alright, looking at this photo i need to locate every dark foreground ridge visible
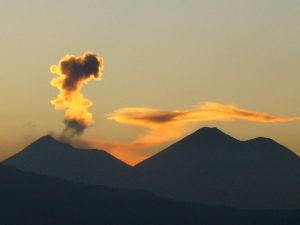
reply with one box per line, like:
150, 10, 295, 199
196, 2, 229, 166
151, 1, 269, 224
0, 164, 299, 225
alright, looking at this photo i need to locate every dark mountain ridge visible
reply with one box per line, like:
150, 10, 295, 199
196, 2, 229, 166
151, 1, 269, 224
129, 127, 300, 209
1, 163, 300, 225
3, 127, 300, 209
4, 135, 130, 187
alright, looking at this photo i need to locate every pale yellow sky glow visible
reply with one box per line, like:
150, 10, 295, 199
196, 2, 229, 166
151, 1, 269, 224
0, 0, 299, 163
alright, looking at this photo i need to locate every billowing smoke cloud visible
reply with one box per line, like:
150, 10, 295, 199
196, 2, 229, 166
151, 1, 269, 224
86, 102, 300, 165
50, 52, 104, 138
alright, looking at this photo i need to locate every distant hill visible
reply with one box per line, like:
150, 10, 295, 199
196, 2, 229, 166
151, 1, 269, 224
3, 135, 130, 187
1, 164, 299, 225
128, 127, 300, 209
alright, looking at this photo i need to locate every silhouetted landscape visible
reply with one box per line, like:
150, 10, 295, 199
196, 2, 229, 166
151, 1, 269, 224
2, 127, 300, 224
2, 1, 300, 224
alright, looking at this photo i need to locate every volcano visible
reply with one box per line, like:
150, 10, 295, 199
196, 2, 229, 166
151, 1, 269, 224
128, 127, 300, 209
4, 135, 130, 187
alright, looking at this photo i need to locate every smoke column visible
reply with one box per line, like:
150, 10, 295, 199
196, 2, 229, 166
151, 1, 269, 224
50, 52, 104, 138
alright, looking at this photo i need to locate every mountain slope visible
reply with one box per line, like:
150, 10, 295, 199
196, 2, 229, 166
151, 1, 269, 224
3, 135, 130, 187
1, 164, 300, 225
128, 127, 300, 209
4, 128, 300, 209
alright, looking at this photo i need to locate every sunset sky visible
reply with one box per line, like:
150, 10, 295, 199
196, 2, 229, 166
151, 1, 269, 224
0, 0, 299, 165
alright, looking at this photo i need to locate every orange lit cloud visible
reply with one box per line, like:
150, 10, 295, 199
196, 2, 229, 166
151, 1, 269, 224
87, 102, 300, 165
50, 52, 104, 137
108, 102, 299, 126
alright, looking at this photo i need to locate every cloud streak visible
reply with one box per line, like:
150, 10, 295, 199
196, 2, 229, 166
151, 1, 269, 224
108, 102, 299, 127
86, 102, 300, 165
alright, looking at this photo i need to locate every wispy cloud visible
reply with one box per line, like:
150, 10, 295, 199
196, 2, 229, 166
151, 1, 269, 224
86, 102, 300, 165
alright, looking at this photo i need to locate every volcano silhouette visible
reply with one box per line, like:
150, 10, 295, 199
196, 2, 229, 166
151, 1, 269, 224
4, 127, 300, 209
4, 135, 130, 187
129, 127, 300, 209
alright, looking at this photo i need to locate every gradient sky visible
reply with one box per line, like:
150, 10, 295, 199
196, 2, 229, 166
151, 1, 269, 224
0, 0, 299, 164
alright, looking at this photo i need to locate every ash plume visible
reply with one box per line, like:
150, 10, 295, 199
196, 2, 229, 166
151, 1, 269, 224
50, 52, 104, 138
